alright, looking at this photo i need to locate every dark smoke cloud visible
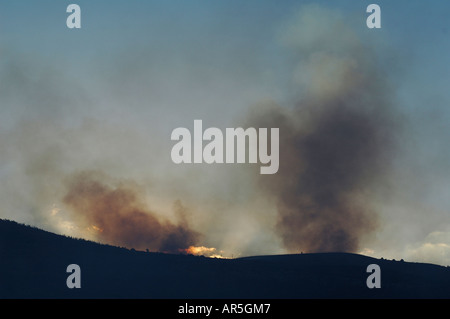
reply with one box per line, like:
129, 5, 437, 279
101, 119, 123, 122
250, 5, 399, 253
63, 171, 200, 252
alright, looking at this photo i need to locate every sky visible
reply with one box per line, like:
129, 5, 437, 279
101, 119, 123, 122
0, 1, 449, 265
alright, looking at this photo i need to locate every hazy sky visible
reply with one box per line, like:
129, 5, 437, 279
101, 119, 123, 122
0, 1, 449, 265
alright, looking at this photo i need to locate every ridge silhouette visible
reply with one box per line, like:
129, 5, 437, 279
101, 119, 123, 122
1, 219, 450, 299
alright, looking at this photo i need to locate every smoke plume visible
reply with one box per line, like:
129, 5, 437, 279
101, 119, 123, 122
2, 2, 428, 260
63, 171, 200, 252
250, 5, 398, 253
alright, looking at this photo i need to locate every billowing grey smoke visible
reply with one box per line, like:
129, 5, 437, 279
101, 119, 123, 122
0, 3, 409, 258
251, 5, 399, 253
63, 170, 201, 253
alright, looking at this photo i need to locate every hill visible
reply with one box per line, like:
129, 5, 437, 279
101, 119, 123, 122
1, 219, 450, 299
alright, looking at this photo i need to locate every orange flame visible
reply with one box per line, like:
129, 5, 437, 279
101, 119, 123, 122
88, 225, 103, 233
182, 246, 229, 258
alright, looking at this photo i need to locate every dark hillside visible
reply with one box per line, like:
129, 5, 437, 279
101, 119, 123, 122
1, 219, 450, 299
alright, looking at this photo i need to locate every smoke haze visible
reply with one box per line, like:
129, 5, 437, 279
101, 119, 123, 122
63, 171, 200, 252
1, 2, 449, 264
249, 5, 398, 253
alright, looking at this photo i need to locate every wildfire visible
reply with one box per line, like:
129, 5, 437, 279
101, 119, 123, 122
185, 246, 216, 255
182, 246, 230, 259
88, 225, 103, 233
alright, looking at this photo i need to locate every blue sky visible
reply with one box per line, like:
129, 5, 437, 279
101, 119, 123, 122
3, 1, 448, 72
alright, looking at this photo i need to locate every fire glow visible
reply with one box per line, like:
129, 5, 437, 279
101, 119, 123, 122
182, 246, 230, 259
